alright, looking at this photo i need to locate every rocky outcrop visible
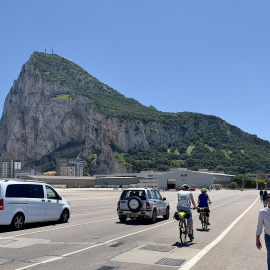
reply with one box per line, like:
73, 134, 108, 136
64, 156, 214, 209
0, 53, 245, 174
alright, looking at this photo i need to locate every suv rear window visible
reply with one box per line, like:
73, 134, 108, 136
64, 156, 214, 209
121, 190, 146, 200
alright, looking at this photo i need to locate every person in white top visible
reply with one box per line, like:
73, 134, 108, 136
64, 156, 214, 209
256, 194, 270, 270
177, 184, 197, 240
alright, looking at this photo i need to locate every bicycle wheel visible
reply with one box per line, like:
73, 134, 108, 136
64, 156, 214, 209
179, 219, 187, 245
200, 213, 204, 230
203, 215, 208, 230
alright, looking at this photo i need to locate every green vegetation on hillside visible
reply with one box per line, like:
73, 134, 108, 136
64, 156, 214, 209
28, 52, 270, 175
29, 52, 169, 123
112, 139, 270, 175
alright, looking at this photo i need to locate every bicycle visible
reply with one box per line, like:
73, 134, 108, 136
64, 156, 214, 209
174, 210, 193, 245
198, 207, 207, 230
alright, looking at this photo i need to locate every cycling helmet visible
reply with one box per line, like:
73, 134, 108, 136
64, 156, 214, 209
201, 188, 207, 193
182, 184, 190, 190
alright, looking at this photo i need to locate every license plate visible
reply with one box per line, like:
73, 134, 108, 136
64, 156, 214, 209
130, 213, 138, 218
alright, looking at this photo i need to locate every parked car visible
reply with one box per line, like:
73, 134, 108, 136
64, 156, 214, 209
117, 188, 170, 223
0, 179, 70, 229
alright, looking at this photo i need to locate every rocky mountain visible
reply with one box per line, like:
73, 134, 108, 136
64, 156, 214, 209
1, 52, 270, 175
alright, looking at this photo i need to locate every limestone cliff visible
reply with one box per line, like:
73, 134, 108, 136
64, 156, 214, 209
1, 52, 269, 175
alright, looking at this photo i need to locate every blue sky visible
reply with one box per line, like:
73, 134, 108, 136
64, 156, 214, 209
1, 1, 270, 141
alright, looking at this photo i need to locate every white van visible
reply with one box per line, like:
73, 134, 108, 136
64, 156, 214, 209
0, 179, 70, 229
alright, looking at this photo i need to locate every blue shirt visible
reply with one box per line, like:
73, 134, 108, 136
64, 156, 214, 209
198, 193, 209, 207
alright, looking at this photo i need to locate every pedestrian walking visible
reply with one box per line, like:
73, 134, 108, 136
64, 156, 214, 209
256, 195, 270, 269
262, 191, 268, 207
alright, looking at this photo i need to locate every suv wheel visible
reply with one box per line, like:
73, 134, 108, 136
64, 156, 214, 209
150, 209, 157, 224
128, 196, 143, 212
163, 207, 170, 220
119, 216, 127, 223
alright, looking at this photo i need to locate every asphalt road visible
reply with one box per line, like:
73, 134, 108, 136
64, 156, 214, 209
0, 189, 266, 270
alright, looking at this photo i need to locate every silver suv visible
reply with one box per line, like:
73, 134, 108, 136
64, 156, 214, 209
117, 188, 170, 223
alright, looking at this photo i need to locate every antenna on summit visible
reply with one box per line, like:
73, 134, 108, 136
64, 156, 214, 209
45, 49, 47, 53
52, 49, 54, 54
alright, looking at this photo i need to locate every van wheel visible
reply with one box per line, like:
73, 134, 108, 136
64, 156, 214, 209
59, 209, 69, 223
11, 213, 24, 230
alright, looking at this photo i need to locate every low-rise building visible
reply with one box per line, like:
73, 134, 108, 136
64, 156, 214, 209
157, 168, 234, 189
15, 169, 41, 179
94, 168, 234, 189
23, 175, 95, 188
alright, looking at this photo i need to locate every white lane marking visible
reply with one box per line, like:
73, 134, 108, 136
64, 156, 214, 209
178, 196, 259, 270
0, 218, 117, 239
207, 193, 251, 210
2, 192, 247, 240
14, 220, 172, 270
13, 193, 255, 269
8, 194, 242, 239
232, 203, 248, 204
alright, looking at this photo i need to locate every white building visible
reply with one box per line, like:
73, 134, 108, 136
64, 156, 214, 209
94, 169, 233, 189
60, 159, 84, 177
157, 168, 234, 189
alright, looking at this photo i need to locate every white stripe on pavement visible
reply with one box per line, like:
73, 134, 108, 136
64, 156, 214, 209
13, 192, 257, 270
179, 196, 259, 270
14, 220, 172, 270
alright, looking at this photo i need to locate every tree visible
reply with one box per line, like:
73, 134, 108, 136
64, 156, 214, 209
258, 172, 269, 181
228, 182, 238, 189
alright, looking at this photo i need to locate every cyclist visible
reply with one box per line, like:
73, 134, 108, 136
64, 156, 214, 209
177, 184, 197, 240
197, 188, 212, 225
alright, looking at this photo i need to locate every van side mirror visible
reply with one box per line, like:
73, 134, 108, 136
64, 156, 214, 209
163, 197, 166, 201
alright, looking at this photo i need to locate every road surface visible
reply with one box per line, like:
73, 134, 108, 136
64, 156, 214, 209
0, 189, 266, 270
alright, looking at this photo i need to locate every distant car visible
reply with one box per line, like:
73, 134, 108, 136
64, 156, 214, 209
117, 188, 170, 223
190, 185, 196, 191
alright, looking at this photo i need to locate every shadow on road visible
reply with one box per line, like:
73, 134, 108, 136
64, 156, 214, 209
172, 241, 196, 248
116, 217, 165, 226
0, 221, 63, 233
196, 228, 211, 232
